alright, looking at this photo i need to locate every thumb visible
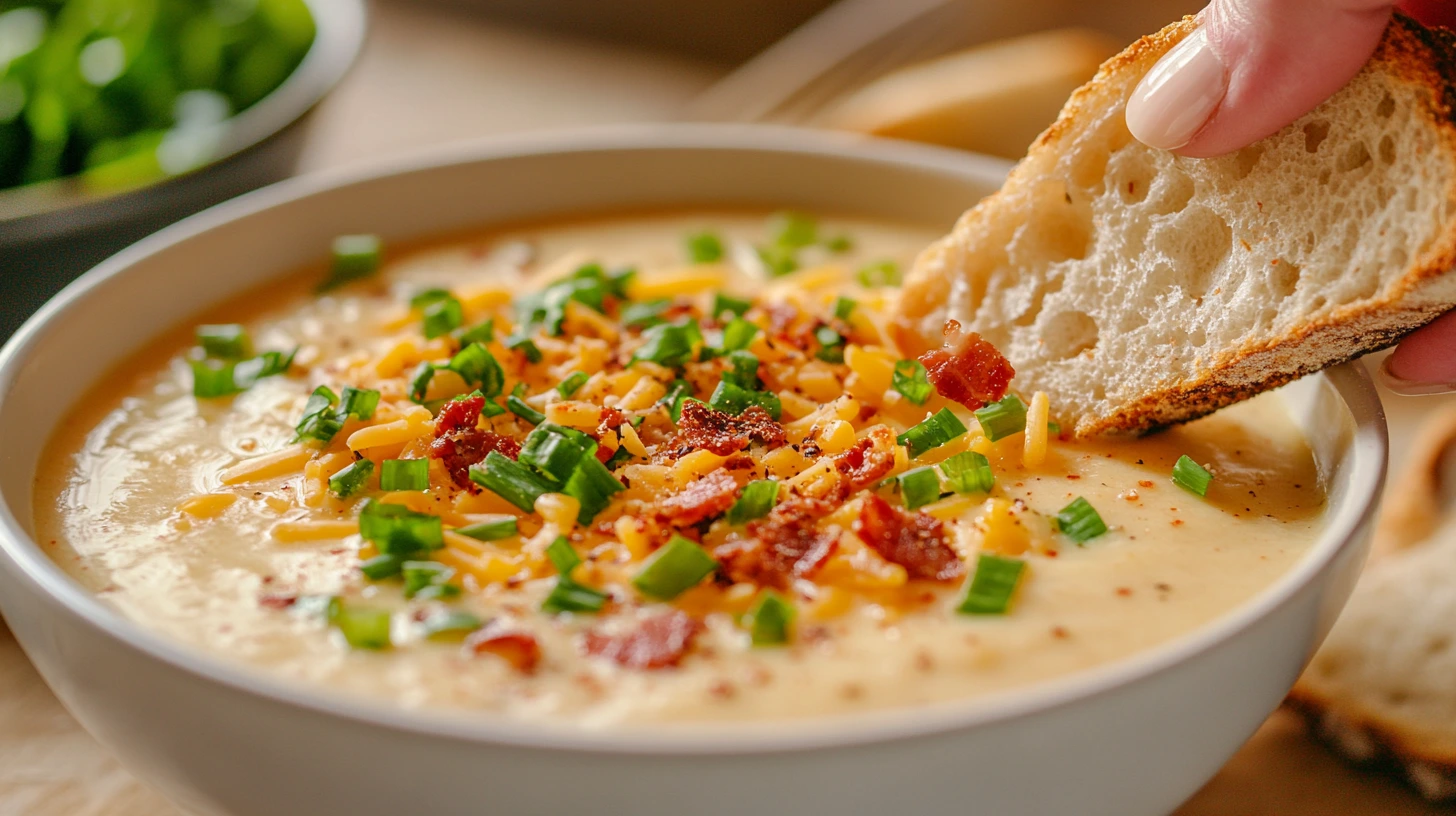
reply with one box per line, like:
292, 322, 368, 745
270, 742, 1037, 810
1126, 0, 1395, 158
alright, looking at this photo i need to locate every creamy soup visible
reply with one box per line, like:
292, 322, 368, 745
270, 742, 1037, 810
34, 212, 1326, 726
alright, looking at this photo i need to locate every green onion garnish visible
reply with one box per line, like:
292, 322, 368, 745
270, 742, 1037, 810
557, 371, 589, 399
326, 597, 392, 649
956, 554, 1026, 615
421, 296, 464, 339
814, 325, 845, 363
686, 231, 724, 264
329, 459, 374, 498
892, 359, 931, 405
720, 318, 760, 352
469, 451, 550, 513
320, 234, 382, 292
660, 379, 693, 423
409, 361, 437, 403
506, 395, 545, 425
421, 610, 483, 640
542, 536, 608, 613
448, 343, 505, 397
1047, 421, 1062, 436
898, 466, 942, 510
722, 350, 760, 390
562, 455, 625, 524
632, 534, 718, 600
512, 382, 528, 399
896, 408, 968, 458
196, 324, 251, 359
402, 560, 460, 600
294, 385, 343, 445
974, 395, 1027, 442
712, 292, 753, 319
359, 553, 404, 580
747, 590, 795, 646
621, 299, 670, 329
631, 321, 698, 369
380, 459, 430, 492
409, 288, 452, 309
770, 211, 817, 249
454, 319, 495, 346
455, 518, 518, 541
503, 333, 543, 363
518, 424, 598, 486
758, 245, 798, 277
825, 234, 853, 253
832, 297, 857, 321
233, 349, 296, 389
708, 380, 782, 421
1057, 497, 1108, 544
190, 360, 240, 398
339, 387, 380, 421
856, 260, 901, 288
1172, 455, 1213, 497
358, 499, 444, 555
940, 451, 994, 494
546, 536, 581, 576
726, 479, 779, 525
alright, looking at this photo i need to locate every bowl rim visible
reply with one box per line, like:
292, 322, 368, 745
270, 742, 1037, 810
0, 0, 368, 225
0, 124, 1389, 755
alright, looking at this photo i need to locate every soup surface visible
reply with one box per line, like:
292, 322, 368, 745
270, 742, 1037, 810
34, 212, 1327, 726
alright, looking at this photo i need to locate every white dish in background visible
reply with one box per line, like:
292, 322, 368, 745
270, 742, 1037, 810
0, 126, 1385, 816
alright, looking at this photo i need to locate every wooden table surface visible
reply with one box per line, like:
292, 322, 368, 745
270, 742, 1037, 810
1, 2, 1451, 813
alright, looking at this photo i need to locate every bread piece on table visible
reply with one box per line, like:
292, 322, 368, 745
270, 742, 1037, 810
816, 29, 1120, 160
1289, 406, 1456, 801
894, 14, 1456, 436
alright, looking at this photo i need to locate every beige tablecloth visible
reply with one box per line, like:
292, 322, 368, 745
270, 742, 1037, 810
2, 2, 1451, 812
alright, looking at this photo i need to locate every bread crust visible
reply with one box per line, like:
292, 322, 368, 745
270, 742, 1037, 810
896, 13, 1456, 437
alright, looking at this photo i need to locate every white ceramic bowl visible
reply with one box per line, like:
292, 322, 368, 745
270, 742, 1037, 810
0, 126, 1386, 816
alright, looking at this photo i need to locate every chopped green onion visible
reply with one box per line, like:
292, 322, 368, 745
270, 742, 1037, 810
546, 536, 581, 576
727, 479, 779, 525
453, 319, 495, 345
974, 395, 1028, 442
339, 387, 380, 421
402, 560, 459, 600
408, 361, 437, 403
746, 590, 795, 646
896, 408, 968, 458
898, 466, 943, 510
686, 231, 724, 263
814, 325, 845, 363
631, 321, 697, 369
320, 234, 382, 291
770, 211, 817, 249
469, 451, 550, 513
940, 451, 994, 494
720, 318, 760, 352
956, 554, 1026, 615
1057, 497, 1108, 544
480, 398, 507, 417
856, 260, 901, 288
660, 379, 694, 423
409, 288, 453, 309
832, 297, 857, 321
621, 299, 670, 329
421, 296, 464, 339
358, 499, 444, 555
557, 371, 590, 398
562, 455, 626, 524
708, 380, 782, 421
327, 597, 391, 650
1048, 421, 1063, 436
190, 360, 239, 398
380, 459, 430, 492
519, 424, 598, 486
503, 333, 543, 363
757, 245, 798, 277
455, 518, 518, 541
631, 535, 718, 600
1172, 455, 1213, 497
605, 446, 634, 470
825, 234, 853, 253
232, 349, 296, 390
542, 580, 610, 614
196, 324, 251, 359
722, 350, 760, 389
191, 348, 296, 398
512, 382, 528, 399
421, 610, 483, 640
329, 459, 374, 498
712, 292, 753, 319
892, 360, 932, 405
507, 395, 545, 425
448, 343, 505, 397
359, 553, 405, 580
294, 385, 343, 444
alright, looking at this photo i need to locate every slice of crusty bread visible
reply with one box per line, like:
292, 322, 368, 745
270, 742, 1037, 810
1289, 406, 1456, 801
894, 14, 1456, 436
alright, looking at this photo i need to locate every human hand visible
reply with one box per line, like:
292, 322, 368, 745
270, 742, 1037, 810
1124, 0, 1456, 395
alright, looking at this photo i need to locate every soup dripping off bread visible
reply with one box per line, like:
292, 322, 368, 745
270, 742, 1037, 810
895, 14, 1456, 436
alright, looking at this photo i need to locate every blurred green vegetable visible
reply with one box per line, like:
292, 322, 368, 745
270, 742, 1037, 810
0, 0, 315, 192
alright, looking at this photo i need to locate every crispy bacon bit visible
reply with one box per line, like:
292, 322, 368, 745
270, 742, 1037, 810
435, 395, 485, 438
833, 427, 897, 493
597, 406, 627, 437
853, 494, 964, 582
658, 471, 739, 527
466, 623, 542, 674
917, 323, 1015, 411
582, 611, 703, 670
664, 401, 786, 459
258, 593, 297, 610
429, 430, 521, 490
721, 497, 838, 588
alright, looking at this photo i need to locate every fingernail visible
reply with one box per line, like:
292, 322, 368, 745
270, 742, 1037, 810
1125, 27, 1227, 150
1379, 355, 1456, 396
